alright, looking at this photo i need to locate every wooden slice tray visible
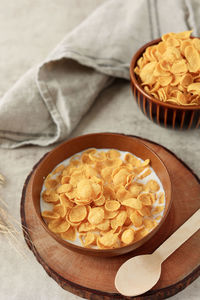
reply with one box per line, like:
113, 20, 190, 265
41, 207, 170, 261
20, 136, 200, 300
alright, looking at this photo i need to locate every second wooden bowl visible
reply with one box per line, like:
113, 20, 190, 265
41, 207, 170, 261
31, 133, 172, 257
130, 38, 200, 130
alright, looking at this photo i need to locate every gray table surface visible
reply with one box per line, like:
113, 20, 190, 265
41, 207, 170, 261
0, 1, 199, 299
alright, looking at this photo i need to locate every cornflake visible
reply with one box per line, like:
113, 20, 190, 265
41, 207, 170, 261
134, 30, 200, 106
41, 149, 165, 249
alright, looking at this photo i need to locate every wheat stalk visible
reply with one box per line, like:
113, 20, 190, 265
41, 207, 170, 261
0, 173, 33, 258
0, 173, 6, 185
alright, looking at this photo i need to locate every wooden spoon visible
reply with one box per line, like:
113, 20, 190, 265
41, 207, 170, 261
115, 209, 200, 297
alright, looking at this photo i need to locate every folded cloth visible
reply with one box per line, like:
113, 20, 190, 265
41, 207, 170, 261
0, 0, 198, 148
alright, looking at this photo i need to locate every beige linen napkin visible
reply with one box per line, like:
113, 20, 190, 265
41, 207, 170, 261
0, 0, 198, 148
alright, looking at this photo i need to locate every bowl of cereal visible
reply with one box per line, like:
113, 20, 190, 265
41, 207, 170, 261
31, 133, 172, 256
130, 31, 200, 129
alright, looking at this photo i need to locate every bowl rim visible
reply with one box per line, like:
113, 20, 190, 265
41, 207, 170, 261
31, 132, 172, 256
130, 37, 200, 111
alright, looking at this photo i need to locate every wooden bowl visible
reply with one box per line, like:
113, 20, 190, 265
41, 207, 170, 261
31, 133, 172, 257
130, 38, 200, 129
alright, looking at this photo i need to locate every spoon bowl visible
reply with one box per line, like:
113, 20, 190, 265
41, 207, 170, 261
115, 254, 162, 296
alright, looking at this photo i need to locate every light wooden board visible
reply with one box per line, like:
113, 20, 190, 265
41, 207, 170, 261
20, 137, 200, 300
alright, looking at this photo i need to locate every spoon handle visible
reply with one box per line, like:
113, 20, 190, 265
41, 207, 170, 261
154, 209, 200, 262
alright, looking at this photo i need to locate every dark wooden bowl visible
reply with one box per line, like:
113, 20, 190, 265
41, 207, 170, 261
130, 38, 200, 129
31, 133, 172, 257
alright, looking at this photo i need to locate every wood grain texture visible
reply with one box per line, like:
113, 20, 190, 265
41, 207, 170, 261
20, 137, 200, 300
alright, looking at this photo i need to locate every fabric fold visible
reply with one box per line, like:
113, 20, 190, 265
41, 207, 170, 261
0, 0, 197, 148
